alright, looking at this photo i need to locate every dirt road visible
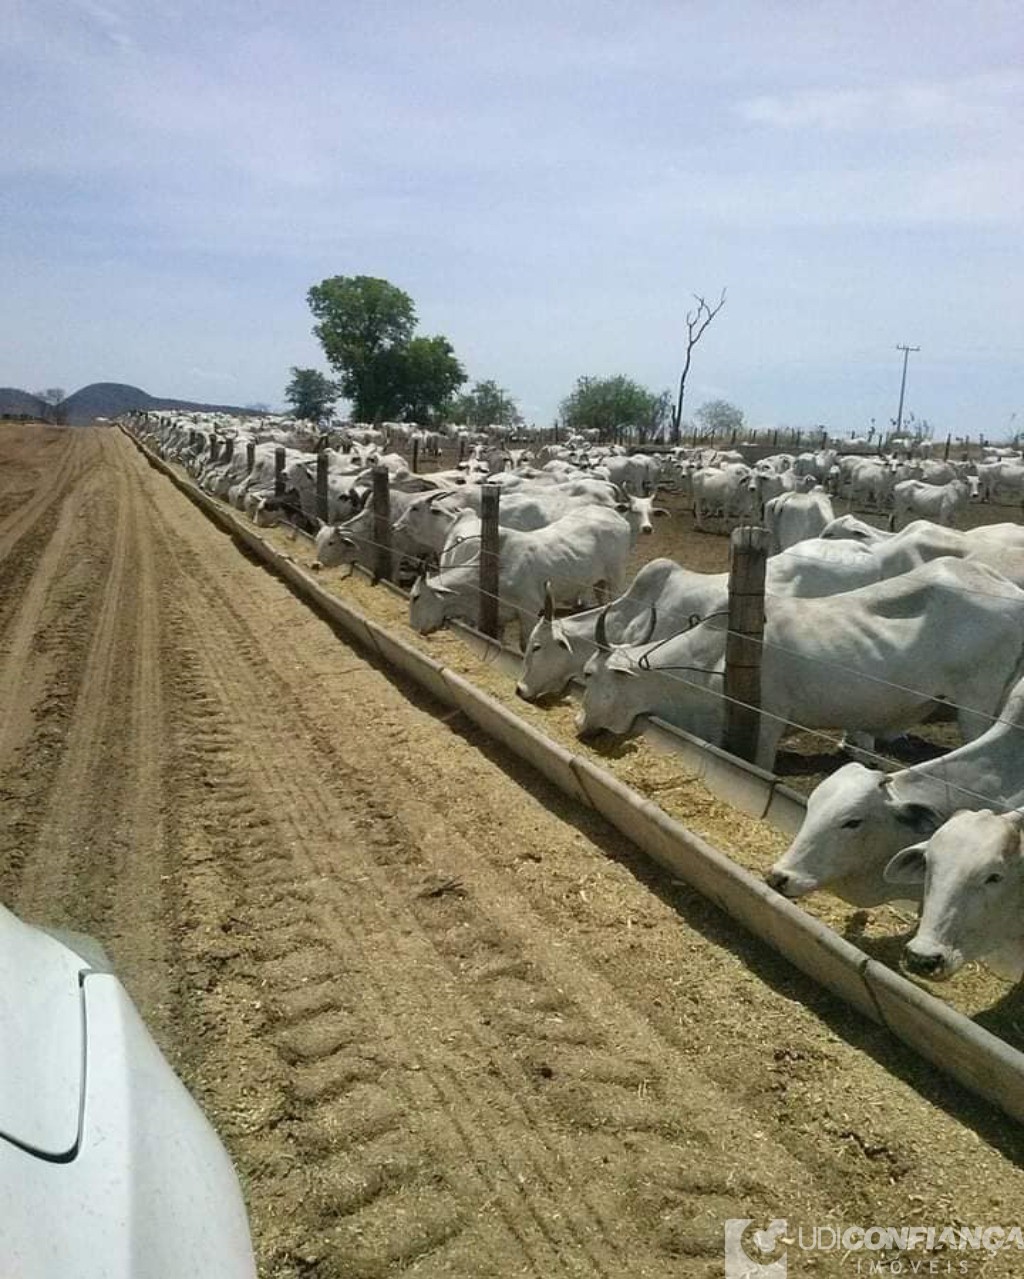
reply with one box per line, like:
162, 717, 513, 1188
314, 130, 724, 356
3, 423, 1024, 1278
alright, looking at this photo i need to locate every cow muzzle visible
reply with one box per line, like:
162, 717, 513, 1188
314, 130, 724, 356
764, 868, 815, 898
902, 946, 952, 980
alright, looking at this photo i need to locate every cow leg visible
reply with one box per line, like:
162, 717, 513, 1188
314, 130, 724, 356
754, 717, 786, 772
840, 730, 878, 762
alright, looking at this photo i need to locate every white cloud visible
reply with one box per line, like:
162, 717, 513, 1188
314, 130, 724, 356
738, 71, 1024, 132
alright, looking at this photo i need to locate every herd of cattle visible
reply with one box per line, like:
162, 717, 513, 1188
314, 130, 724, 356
133, 411, 1024, 993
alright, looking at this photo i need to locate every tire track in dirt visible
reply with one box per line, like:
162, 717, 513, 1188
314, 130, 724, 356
0, 488, 87, 774
0, 439, 117, 904
88, 459, 184, 1045
159, 537, 620, 1277
15, 433, 137, 924
0, 428, 83, 566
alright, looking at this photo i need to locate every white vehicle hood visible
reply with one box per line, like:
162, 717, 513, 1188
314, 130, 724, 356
0, 905, 84, 1157
0, 904, 255, 1277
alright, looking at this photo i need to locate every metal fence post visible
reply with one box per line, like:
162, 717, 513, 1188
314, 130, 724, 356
372, 466, 392, 583
479, 484, 501, 638
723, 525, 770, 764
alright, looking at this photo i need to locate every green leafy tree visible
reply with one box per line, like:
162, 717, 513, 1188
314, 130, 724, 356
307, 274, 464, 422
389, 336, 466, 424
450, 379, 521, 427
559, 375, 669, 441
308, 276, 416, 419
694, 398, 744, 438
284, 368, 339, 423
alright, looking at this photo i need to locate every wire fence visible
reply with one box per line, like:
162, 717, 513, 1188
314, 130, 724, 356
134, 418, 1024, 816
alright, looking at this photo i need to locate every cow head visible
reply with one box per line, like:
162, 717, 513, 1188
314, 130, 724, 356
766, 763, 944, 906
885, 809, 1024, 980
409, 573, 457, 634
314, 524, 358, 568
516, 587, 578, 702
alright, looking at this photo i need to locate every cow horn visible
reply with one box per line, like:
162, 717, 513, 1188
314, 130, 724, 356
640, 606, 658, 644
595, 606, 610, 651
543, 582, 554, 621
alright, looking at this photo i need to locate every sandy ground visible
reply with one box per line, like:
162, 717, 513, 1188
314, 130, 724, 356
4, 422, 1024, 1278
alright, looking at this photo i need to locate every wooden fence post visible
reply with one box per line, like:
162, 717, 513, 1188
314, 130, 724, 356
316, 449, 329, 524
246, 440, 256, 472
412, 437, 419, 473
274, 446, 286, 497
723, 525, 770, 764
944, 433, 952, 462
479, 484, 501, 638
223, 436, 234, 463
458, 436, 466, 463
209, 435, 220, 462
372, 466, 392, 583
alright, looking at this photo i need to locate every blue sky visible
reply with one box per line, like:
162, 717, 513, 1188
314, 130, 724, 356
4, 1, 1023, 433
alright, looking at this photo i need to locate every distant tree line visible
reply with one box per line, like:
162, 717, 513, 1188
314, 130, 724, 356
289, 273, 739, 439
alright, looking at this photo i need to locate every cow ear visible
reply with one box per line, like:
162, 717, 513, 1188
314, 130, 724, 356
884, 843, 928, 885
888, 800, 943, 835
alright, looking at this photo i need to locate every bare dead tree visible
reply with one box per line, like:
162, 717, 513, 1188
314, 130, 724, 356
671, 288, 727, 444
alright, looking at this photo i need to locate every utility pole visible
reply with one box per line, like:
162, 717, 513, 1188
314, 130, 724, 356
894, 344, 920, 436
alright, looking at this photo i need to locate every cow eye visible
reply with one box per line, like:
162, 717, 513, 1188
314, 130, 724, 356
531, 644, 542, 652
985, 872, 1004, 885
841, 818, 863, 830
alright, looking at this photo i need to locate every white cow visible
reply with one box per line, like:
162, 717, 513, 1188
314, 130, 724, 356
313, 489, 426, 573
409, 507, 633, 647
576, 558, 1024, 771
979, 461, 1024, 504
764, 489, 836, 552
765, 674, 1024, 906
844, 458, 893, 508
890, 479, 969, 530
883, 809, 1024, 981
691, 466, 753, 530
514, 558, 727, 703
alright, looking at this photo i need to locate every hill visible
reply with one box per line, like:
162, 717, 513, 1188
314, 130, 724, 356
59, 382, 258, 425
0, 388, 50, 419
0, 382, 260, 425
